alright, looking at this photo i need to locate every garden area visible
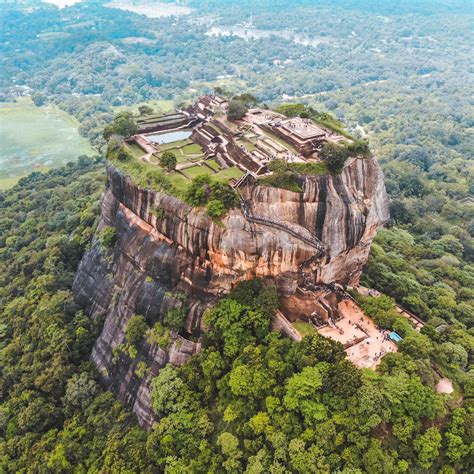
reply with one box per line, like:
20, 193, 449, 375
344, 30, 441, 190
108, 134, 244, 205
156, 139, 205, 164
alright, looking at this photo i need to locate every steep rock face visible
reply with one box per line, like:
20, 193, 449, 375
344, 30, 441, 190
73, 156, 388, 427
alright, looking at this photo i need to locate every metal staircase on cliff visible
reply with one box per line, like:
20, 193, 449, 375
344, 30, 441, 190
238, 192, 325, 254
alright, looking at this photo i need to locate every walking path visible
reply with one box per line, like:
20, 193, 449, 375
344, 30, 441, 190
238, 192, 325, 252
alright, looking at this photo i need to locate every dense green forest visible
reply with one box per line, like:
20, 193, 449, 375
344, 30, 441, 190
0, 0, 473, 471
0, 161, 472, 471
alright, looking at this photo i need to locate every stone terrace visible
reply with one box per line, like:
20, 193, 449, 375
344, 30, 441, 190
128, 95, 350, 190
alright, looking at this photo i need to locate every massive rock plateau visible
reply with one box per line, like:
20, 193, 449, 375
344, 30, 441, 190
73, 156, 389, 427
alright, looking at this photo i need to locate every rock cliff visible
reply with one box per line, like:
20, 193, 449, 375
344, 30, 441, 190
73, 155, 389, 427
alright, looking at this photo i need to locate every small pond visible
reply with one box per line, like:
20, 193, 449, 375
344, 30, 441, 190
148, 130, 192, 144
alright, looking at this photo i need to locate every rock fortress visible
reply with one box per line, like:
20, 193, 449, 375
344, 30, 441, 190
73, 95, 402, 427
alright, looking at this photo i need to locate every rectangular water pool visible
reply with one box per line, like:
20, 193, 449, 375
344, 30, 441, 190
147, 130, 192, 144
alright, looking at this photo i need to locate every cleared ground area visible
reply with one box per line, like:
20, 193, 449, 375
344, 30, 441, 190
320, 300, 398, 369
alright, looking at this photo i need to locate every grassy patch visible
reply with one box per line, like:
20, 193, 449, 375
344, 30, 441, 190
293, 321, 317, 337
112, 99, 176, 115
167, 172, 191, 193
182, 143, 203, 155
0, 98, 94, 186
183, 165, 214, 179
314, 117, 354, 140
159, 139, 192, 151
259, 172, 303, 192
124, 142, 145, 159
0, 176, 23, 190
205, 159, 221, 172
237, 139, 256, 152
108, 146, 177, 195
289, 161, 330, 176
215, 167, 245, 180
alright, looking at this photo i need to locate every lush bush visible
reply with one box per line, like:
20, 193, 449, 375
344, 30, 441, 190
163, 305, 188, 333
206, 199, 226, 218
107, 144, 176, 195
259, 170, 303, 192
184, 175, 239, 212
268, 158, 329, 177
0, 162, 147, 472
276, 103, 309, 117
144, 279, 467, 471
138, 105, 154, 115
159, 151, 177, 171
125, 315, 148, 346
227, 100, 248, 120
319, 142, 350, 173
232, 93, 258, 107
101, 226, 117, 248
103, 112, 138, 140
261, 159, 331, 190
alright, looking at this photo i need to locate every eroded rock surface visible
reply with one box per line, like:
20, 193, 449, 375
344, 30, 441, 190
73, 156, 388, 427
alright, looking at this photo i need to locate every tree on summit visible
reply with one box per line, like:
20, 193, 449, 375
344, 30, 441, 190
159, 151, 177, 171
319, 142, 349, 174
138, 105, 154, 115
227, 100, 248, 121
103, 112, 138, 140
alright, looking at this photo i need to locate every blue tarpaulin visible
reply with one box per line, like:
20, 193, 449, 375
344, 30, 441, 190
389, 331, 403, 343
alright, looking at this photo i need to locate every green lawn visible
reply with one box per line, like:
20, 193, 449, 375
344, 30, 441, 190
167, 172, 190, 193
159, 139, 192, 151
158, 141, 204, 163
237, 139, 257, 152
183, 165, 214, 179
182, 143, 203, 155
205, 159, 221, 172
214, 167, 245, 180
124, 143, 145, 159
0, 97, 95, 189
292, 321, 317, 338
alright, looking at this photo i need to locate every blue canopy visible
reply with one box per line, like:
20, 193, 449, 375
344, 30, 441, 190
389, 331, 403, 343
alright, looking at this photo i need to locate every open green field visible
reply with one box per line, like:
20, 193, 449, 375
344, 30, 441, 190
167, 172, 190, 193
158, 141, 204, 164
214, 167, 245, 180
0, 98, 95, 189
183, 165, 214, 179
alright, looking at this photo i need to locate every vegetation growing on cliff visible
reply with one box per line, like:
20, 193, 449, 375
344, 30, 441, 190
183, 175, 240, 217
106, 142, 176, 195
0, 164, 472, 471
144, 280, 472, 472
1, 1, 473, 471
